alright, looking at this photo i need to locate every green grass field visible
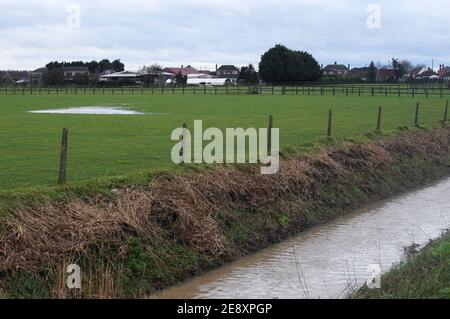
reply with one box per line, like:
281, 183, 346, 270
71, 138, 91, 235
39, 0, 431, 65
0, 92, 448, 190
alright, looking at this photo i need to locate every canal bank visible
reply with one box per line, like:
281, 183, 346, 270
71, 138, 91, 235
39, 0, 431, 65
354, 230, 450, 299
1, 127, 450, 298
153, 179, 450, 299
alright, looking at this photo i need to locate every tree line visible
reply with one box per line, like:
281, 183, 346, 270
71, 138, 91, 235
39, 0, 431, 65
46, 59, 125, 73
41, 59, 125, 86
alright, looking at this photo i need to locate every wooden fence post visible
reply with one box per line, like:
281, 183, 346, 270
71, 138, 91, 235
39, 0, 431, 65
268, 115, 273, 155
415, 102, 420, 127
58, 128, 69, 185
180, 123, 187, 164
444, 99, 448, 123
327, 110, 333, 138
376, 106, 382, 132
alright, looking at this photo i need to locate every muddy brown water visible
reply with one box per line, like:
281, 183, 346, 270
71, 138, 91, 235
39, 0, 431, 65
152, 178, 450, 299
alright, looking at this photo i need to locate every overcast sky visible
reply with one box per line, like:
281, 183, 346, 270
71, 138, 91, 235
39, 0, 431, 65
1, 0, 449, 71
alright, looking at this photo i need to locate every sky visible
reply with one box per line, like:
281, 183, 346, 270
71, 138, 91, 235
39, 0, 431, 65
1, 0, 449, 71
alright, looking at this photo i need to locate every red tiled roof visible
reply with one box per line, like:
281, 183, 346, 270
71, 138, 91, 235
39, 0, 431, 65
163, 66, 198, 76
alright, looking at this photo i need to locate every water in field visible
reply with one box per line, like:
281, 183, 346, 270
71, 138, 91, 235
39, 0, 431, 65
30, 106, 146, 115
153, 178, 450, 299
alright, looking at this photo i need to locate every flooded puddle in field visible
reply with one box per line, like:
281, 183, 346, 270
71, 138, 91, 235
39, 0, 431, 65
30, 106, 146, 115
153, 178, 450, 299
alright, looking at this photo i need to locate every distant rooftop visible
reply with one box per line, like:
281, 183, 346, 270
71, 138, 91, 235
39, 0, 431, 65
163, 65, 198, 76
323, 63, 348, 71
217, 65, 239, 71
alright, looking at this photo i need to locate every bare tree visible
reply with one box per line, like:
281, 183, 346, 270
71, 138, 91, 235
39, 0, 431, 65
399, 60, 414, 73
140, 64, 163, 86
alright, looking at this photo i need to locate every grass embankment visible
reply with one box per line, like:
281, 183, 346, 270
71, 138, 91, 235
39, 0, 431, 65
1, 93, 448, 190
355, 231, 450, 299
1, 127, 450, 298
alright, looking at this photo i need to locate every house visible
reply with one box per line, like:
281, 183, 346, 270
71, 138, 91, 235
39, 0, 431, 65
62, 66, 89, 81
322, 62, 349, 77
442, 72, 450, 82
415, 69, 438, 80
377, 68, 397, 82
438, 65, 450, 78
30, 67, 47, 84
347, 67, 370, 81
216, 65, 240, 78
163, 65, 199, 76
405, 66, 427, 80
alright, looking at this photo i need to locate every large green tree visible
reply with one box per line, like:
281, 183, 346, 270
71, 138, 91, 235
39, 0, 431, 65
258, 44, 321, 83
111, 59, 125, 72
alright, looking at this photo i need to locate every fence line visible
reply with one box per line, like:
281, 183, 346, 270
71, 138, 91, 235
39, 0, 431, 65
1, 85, 450, 98
1, 100, 448, 187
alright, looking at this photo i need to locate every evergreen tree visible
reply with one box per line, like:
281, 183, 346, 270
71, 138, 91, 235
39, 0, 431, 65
368, 61, 377, 83
259, 44, 321, 83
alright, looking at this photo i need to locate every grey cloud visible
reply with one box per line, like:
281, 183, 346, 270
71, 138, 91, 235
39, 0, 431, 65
0, 0, 449, 70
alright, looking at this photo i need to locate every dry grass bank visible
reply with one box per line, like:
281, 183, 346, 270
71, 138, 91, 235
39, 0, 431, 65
1, 127, 450, 298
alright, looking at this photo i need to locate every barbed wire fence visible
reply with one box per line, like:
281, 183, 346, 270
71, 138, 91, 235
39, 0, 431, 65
1, 99, 448, 189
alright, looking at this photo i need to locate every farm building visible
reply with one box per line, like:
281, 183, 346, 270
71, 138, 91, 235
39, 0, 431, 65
186, 77, 233, 86
98, 70, 143, 85
29, 67, 47, 84
62, 66, 89, 81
